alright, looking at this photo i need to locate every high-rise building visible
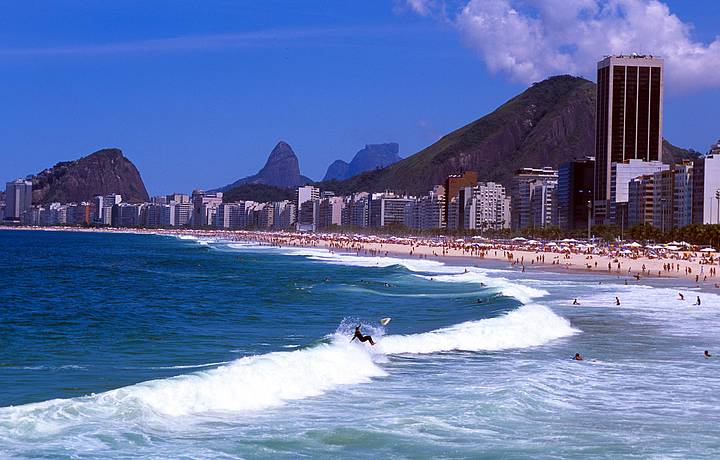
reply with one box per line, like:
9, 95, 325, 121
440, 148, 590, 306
452, 183, 511, 231
216, 202, 246, 229
595, 55, 664, 224
369, 193, 414, 228
512, 167, 558, 230
98, 194, 122, 225
405, 186, 446, 231
628, 175, 655, 227
191, 190, 223, 227
4, 179, 33, 221
557, 158, 595, 231
174, 202, 192, 227
673, 161, 694, 229
111, 203, 143, 227
651, 169, 674, 232
272, 201, 296, 229
444, 172, 477, 229
297, 199, 319, 232
296, 185, 320, 208
318, 197, 344, 229
342, 193, 370, 228
610, 159, 668, 226
144, 203, 175, 227
166, 193, 190, 204
692, 154, 720, 225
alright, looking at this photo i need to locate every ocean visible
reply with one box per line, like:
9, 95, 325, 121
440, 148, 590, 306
0, 229, 719, 458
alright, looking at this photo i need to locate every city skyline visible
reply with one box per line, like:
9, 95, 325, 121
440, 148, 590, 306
2, 1, 720, 195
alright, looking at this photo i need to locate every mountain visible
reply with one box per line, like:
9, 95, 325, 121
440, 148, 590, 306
321, 75, 697, 196
217, 141, 311, 191
30, 148, 149, 204
323, 160, 351, 182
323, 143, 402, 181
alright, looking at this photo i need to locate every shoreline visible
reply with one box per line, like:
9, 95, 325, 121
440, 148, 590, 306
5, 225, 720, 293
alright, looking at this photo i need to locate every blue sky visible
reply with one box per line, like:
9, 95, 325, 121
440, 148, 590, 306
1, 0, 719, 195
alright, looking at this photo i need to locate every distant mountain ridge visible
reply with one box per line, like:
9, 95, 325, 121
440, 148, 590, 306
30, 148, 149, 204
320, 75, 697, 195
216, 141, 311, 191
323, 143, 402, 181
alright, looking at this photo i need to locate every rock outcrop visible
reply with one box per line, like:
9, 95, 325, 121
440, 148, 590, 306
323, 143, 402, 181
217, 141, 310, 191
30, 148, 149, 204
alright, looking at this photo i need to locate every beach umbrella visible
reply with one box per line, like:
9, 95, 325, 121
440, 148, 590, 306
512, 237, 527, 241
627, 242, 642, 248
701, 247, 717, 252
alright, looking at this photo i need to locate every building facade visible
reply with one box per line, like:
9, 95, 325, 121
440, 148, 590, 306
692, 154, 720, 225
609, 159, 668, 226
444, 172, 477, 229
595, 55, 664, 224
557, 158, 595, 231
368, 193, 413, 228
512, 167, 558, 230
4, 179, 33, 221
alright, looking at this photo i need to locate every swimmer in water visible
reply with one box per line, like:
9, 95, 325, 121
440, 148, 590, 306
615, 297, 621, 306
572, 298, 580, 305
350, 325, 375, 346
705, 350, 712, 358
696, 296, 702, 306
678, 293, 685, 300
573, 353, 584, 361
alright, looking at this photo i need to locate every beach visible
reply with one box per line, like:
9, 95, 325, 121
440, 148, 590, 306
4, 225, 718, 288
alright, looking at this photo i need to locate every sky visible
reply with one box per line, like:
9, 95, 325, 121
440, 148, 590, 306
1, 0, 719, 196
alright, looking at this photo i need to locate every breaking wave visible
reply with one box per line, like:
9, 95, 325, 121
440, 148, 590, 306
0, 304, 576, 442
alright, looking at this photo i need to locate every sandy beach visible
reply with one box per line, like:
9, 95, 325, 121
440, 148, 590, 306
5, 225, 720, 289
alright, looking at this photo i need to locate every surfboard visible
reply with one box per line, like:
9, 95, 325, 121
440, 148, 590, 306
379, 317, 392, 326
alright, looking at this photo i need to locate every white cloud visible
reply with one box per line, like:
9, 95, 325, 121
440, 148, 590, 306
406, 0, 436, 16
408, 0, 720, 91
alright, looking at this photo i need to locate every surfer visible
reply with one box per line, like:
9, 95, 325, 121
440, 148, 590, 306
350, 325, 375, 346
572, 298, 580, 305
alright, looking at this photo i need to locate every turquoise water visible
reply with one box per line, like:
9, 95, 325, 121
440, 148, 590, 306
1, 230, 719, 458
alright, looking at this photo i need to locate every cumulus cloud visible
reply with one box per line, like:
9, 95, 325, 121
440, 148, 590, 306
405, 0, 438, 16
408, 0, 720, 91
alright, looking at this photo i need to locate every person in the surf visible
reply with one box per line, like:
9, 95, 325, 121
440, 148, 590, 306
350, 325, 375, 345
704, 350, 712, 358
573, 353, 584, 361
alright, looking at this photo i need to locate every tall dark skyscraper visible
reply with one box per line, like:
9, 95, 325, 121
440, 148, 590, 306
558, 157, 595, 231
594, 55, 664, 224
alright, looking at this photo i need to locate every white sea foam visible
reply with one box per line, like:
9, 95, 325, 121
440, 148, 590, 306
416, 270, 547, 304
235, 245, 545, 302
0, 304, 575, 438
377, 304, 577, 354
